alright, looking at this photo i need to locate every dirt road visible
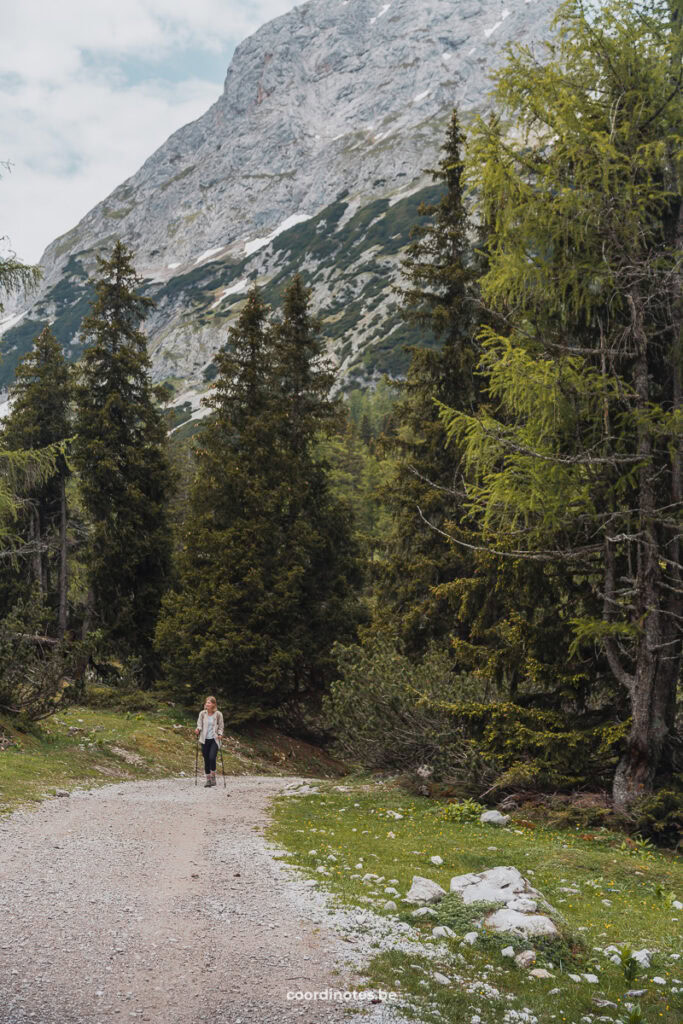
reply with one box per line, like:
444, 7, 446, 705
0, 776, 389, 1024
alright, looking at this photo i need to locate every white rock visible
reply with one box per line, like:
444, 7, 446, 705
384, 886, 399, 895
508, 897, 538, 913
632, 949, 653, 967
652, 976, 666, 985
361, 873, 379, 883
327, 854, 337, 862
355, 862, 363, 869
433, 925, 456, 939
450, 866, 539, 905
514, 951, 536, 969
411, 907, 437, 918
308, 849, 317, 855
430, 855, 444, 866
610, 954, 621, 965
463, 931, 478, 945
529, 969, 553, 979
672, 900, 682, 910
502, 946, 515, 958
568, 974, 582, 982
385, 810, 403, 819
486, 908, 559, 939
582, 974, 599, 984
433, 972, 451, 985
404, 875, 447, 905
383, 900, 398, 911
480, 810, 510, 826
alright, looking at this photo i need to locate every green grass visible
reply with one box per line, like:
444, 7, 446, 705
0, 700, 344, 816
268, 782, 683, 1024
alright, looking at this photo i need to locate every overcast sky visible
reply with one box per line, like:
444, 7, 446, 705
0, 0, 301, 264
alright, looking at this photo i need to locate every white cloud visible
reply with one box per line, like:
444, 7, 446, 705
0, 1, 300, 263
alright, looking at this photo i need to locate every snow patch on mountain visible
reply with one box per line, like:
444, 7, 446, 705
243, 214, 312, 257
211, 278, 249, 309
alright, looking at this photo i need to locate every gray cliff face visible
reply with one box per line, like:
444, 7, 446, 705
2, 0, 560, 406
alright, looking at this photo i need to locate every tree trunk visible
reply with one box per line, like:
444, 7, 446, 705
30, 508, 43, 597
82, 586, 95, 642
611, 295, 681, 810
612, 651, 676, 811
58, 474, 68, 638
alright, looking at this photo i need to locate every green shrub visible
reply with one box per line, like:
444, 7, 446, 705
325, 636, 629, 798
630, 785, 683, 849
0, 598, 85, 721
435, 798, 485, 824
83, 684, 159, 712
435, 893, 504, 935
324, 635, 498, 786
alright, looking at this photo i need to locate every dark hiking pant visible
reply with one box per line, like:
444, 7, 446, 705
202, 739, 218, 774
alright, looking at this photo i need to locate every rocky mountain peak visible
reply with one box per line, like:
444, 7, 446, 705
2, 0, 560, 409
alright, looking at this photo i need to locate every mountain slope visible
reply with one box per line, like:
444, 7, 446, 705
1, 0, 560, 408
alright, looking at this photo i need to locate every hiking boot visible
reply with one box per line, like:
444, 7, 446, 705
204, 777, 212, 788
210, 774, 217, 787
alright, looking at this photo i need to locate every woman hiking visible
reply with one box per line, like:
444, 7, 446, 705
195, 696, 224, 788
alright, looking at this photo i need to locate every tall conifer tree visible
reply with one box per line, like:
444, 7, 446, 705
74, 242, 172, 674
375, 111, 480, 655
157, 282, 360, 716
440, 0, 682, 807
1, 328, 71, 632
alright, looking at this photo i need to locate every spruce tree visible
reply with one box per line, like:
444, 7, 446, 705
157, 282, 361, 716
0, 328, 71, 632
440, 0, 682, 807
74, 241, 172, 675
0, 190, 60, 566
271, 276, 362, 695
375, 110, 480, 655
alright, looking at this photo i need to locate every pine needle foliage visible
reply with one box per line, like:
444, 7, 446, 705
157, 281, 361, 718
439, 0, 682, 808
376, 111, 482, 655
74, 241, 172, 676
0, 328, 72, 628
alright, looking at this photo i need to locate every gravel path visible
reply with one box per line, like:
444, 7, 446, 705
0, 776, 408, 1024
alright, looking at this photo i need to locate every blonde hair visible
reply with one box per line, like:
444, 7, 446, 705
204, 695, 218, 709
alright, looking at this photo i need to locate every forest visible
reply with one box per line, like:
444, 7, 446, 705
0, 0, 680, 845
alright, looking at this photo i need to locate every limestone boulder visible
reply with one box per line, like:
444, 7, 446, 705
404, 876, 447, 905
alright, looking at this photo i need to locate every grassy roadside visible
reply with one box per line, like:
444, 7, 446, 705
0, 702, 343, 816
268, 781, 683, 1024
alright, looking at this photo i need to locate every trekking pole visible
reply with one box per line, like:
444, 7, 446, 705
194, 739, 199, 786
219, 743, 226, 789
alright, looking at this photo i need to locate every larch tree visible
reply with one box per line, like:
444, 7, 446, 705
74, 241, 172, 676
439, 0, 682, 808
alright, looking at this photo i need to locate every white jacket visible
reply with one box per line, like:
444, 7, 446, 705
196, 708, 224, 747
